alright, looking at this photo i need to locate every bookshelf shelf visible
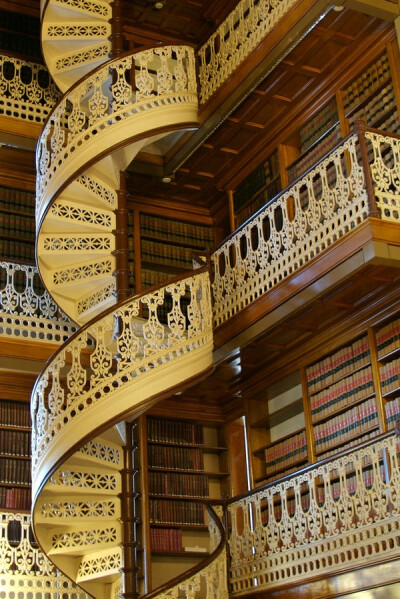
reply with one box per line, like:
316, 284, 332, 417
287, 120, 340, 173
148, 467, 229, 478
253, 425, 306, 456
251, 398, 303, 430
141, 233, 210, 251
345, 76, 392, 118
150, 522, 208, 530
377, 346, 400, 364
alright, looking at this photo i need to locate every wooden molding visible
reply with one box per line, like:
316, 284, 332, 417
0, 369, 37, 401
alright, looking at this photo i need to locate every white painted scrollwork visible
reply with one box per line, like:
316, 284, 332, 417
0, 55, 60, 124
227, 433, 400, 595
0, 261, 77, 343
366, 130, 400, 222
0, 511, 89, 598
198, 0, 297, 104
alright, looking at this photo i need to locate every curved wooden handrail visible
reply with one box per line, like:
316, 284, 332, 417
142, 503, 226, 599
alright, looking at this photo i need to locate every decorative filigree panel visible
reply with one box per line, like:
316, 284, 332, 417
77, 281, 116, 316
50, 0, 111, 18
0, 261, 77, 343
36, 45, 197, 224
366, 130, 400, 222
52, 258, 113, 285
55, 44, 110, 72
211, 133, 369, 327
227, 433, 400, 595
49, 201, 114, 228
48, 469, 119, 492
78, 439, 122, 466
43, 234, 112, 252
77, 173, 117, 208
31, 270, 213, 490
52, 526, 118, 550
0, 511, 89, 598
40, 499, 117, 519
46, 24, 109, 38
77, 548, 121, 580
198, 0, 297, 104
0, 55, 60, 124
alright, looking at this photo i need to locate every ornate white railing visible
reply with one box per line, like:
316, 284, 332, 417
211, 128, 399, 328
366, 129, 400, 222
0, 55, 60, 124
36, 45, 197, 226
198, 0, 298, 104
0, 511, 89, 598
0, 261, 77, 343
31, 268, 213, 497
227, 432, 400, 595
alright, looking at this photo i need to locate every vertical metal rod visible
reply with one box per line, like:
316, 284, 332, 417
114, 171, 130, 302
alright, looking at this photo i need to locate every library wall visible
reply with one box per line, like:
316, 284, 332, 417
247, 298, 400, 489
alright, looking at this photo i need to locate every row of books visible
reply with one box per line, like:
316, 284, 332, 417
150, 527, 183, 552
0, 457, 31, 485
149, 471, 209, 498
348, 85, 396, 130
378, 109, 400, 139
385, 397, 400, 429
148, 418, 204, 445
288, 123, 341, 183
376, 316, 400, 359
0, 486, 31, 510
0, 213, 35, 241
140, 214, 214, 247
0, 429, 30, 457
343, 53, 391, 114
141, 239, 194, 269
314, 397, 378, 454
380, 357, 400, 396
0, 239, 35, 263
148, 445, 204, 471
233, 164, 267, 213
306, 335, 370, 394
0, 401, 30, 428
317, 430, 376, 462
300, 98, 339, 153
235, 176, 281, 227
141, 269, 171, 289
310, 365, 374, 422
0, 186, 35, 215
149, 498, 204, 525
264, 430, 307, 475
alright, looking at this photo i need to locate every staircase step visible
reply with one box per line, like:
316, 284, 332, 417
35, 494, 120, 525
45, 0, 112, 21
76, 280, 116, 323
48, 523, 121, 556
37, 233, 114, 263
70, 173, 118, 210
47, 463, 122, 495
42, 20, 111, 44
43, 197, 115, 232
76, 547, 122, 584
44, 256, 114, 297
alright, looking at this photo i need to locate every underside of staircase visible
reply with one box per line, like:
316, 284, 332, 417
31, 1, 214, 596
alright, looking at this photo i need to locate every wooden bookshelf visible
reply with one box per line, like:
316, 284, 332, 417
233, 150, 281, 228
375, 313, 400, 431
0, 399, 31, 511
127, 209, 215, 296
140, 414, 228, 590
0, 185, 36, 264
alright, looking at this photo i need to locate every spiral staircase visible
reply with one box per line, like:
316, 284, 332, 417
31, 1, 215, 597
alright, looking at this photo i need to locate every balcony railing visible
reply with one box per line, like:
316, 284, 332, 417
198, 0, 299, 104
211, 126, 400, 328
226, 432, 400, 595
0, 55, 61, 125
0, 260, 77, 343
0, 510, 89, 598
